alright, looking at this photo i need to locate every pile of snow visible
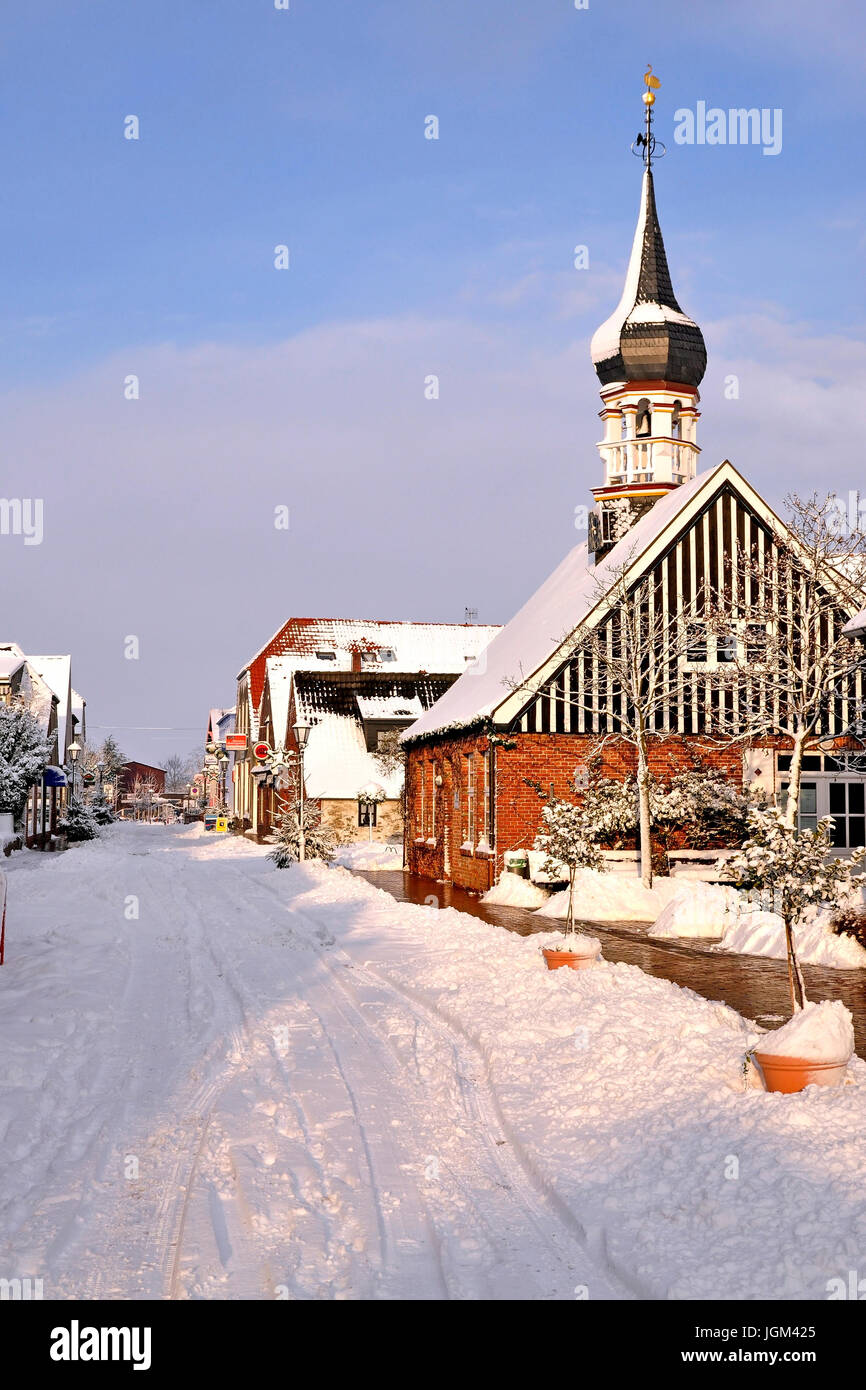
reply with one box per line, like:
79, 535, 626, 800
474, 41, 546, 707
535, 868, 706, 923
482, 874, 550, 909
756, 1001, 855, 1064
648, 884, 742, 939
717, 908, 866, 969
332, 841, 404, 871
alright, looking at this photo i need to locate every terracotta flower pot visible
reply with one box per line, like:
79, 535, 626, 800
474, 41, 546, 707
753, 1051, 849, 1094
542, 945, 601, 972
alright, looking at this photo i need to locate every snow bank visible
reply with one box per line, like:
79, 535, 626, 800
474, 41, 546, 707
717, 908, 866, 969
482, 874, 551, 909
755, 1001, 855, 1063
648, 884, 742, 939
332, 841, 404, 871
535, 868, 710, 923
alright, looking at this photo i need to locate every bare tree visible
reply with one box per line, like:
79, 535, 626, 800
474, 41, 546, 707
131, 775, 157, 820
706, 492, 866, 828
510, 552, 692, 888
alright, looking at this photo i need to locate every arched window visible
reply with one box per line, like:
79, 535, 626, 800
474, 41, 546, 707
671, 400, 682, 440
635, 398, 652, 436
620, 413, 628, 440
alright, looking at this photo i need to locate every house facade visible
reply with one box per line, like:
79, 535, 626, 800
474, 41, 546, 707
0, 642, 86, 847
234, 618, 499, 841
402, 109, 866, 889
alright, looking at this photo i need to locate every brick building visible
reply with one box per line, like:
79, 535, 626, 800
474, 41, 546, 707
402, 103, 865, 890
233, 618, 499, 841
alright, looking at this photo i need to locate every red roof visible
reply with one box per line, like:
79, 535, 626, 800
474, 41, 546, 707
240, 617, 500, 715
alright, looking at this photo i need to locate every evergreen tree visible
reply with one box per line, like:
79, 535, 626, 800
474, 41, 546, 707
59, 796, 99, 842
0, 701, 52, 821
268, 800, 335, 867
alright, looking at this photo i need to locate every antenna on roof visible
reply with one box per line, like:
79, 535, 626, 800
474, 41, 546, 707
465, 606, 478, 623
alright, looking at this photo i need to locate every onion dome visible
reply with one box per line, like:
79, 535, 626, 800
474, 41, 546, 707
590, 167, 706, 389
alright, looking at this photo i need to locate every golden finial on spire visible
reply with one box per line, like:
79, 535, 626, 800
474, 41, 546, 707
643, 64, 661, 106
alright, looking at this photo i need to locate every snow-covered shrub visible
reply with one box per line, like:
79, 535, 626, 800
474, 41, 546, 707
0, 701, 52, 821
268, 806, 335, 868
655, 765, 760, 847
830, 907, 866, 951
728, 807, 866, 1012
59, 796, 99, 842
89, 792, 115, 826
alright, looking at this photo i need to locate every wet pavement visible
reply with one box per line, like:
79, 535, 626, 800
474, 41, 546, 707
355, 870, 866, 1059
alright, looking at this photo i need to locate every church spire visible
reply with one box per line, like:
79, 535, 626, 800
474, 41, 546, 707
587, 71, 706, 558
591, 70, 706, 389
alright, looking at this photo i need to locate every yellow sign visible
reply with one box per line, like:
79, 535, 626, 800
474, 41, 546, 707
215, 817, 228, 833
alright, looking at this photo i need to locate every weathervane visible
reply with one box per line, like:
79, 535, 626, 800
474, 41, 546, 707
631, 65, 665, 168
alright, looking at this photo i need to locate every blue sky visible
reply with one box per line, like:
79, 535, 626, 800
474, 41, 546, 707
2, 0, 865, 762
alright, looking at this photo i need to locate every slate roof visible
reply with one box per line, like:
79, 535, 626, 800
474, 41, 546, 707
590, 168, 707, 388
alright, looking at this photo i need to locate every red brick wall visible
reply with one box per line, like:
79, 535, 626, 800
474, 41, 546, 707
405, 730, 762, 888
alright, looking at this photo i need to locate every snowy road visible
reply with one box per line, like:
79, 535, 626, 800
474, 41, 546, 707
0, 824, 624, 1300
5, 822, 866, 1302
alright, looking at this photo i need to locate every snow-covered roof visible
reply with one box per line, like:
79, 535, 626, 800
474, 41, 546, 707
843, 606, 866, 639
405, 463, 741, 742
240, 618, 501, 713
355, 693, 423, 721
263, 659, 294, 746
303, 714, 403, 801
28, 656, 72, 753
0, 642, 26, 680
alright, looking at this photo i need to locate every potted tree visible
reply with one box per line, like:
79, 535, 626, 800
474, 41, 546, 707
729, 806, 865, 1091
534, 792, 604, 971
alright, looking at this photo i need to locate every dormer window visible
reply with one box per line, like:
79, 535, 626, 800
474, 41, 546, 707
315, 650, 337, 661
364, 647, 397, 665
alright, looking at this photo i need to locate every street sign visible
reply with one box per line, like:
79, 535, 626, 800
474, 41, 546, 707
253, 742, 271, 760
214, 817, 228, 833
82, 772, 96, 786
225, 734, 247, 750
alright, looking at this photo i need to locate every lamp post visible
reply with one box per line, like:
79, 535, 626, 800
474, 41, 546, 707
67, 740, 82, 804
292, 721, 311, 862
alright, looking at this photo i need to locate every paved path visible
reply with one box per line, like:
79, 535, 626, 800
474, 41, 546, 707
356, 871, 866, 1059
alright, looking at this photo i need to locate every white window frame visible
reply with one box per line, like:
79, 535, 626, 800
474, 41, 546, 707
680, 617, 773, 673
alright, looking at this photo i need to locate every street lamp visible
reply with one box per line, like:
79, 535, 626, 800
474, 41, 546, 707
293, 721, 311, 862
67, 740, 82, 802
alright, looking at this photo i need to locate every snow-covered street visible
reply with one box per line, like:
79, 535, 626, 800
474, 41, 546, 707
4, 822, 866, 1301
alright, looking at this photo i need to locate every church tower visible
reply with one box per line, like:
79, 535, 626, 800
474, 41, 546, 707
588, 71, 706, 559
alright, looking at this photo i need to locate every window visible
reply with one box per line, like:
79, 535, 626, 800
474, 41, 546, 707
671, 400, 682, 440
776, 754, 866, 847
778, 782, 818, 833
465, 754, 475, 846
745, 623, 768, 663
716, 627, 737, 663
430, 762, 437, 839
635, 398, 652, 436
420, 763, 427, 837
359, 799, 378, 828
315, 650, 336, 661
482, 752, 491, 845
686, 621, 708, 664
829, 782, 866, 849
